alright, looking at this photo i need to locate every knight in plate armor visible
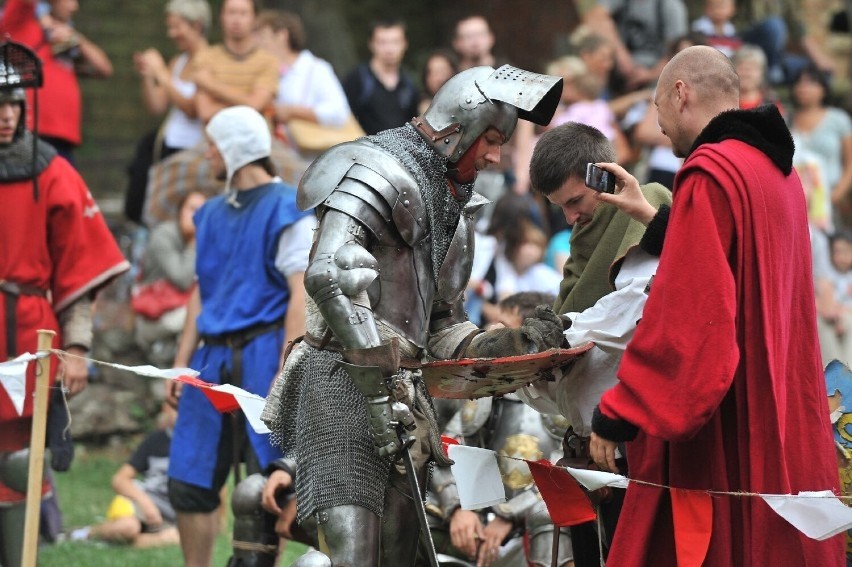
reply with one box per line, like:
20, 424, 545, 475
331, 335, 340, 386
260, 65, 563, 566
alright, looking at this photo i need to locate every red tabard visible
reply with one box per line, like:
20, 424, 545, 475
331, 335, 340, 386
599, 139, 844, 565
0, 156, 128, 458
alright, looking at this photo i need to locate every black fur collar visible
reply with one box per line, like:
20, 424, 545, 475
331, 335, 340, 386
687, 104, 794, 175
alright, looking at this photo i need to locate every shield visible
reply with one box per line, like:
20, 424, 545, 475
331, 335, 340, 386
420, 343, 594, 400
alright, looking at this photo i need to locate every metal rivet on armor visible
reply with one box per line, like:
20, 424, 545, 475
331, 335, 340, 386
405, 320, 409, 324
444, 138, 450, 144
359, 263, 363, 267
352, 157, 356, 160
465, 98, 471, 103
404, 200, 410, 206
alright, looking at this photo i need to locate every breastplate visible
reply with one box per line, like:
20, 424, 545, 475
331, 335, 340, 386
367, 211, 475, 350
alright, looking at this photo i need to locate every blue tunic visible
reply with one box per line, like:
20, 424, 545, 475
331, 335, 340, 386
169, 182, 311, 489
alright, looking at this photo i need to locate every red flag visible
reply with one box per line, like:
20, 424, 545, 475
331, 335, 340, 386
670, 488, 713, 567
441, 435, 460, 458
175, 375, 240, 413
526, 460, 597, 527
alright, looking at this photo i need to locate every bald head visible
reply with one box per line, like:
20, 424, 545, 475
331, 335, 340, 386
660, 46, 739, 113
654, 46, 740, 157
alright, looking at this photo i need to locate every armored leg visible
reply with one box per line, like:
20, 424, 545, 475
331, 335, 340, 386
527, 500, 573, 567
228, 473, 279, 567
0, 503, 26, 567
316, 504, 380, 566
381, 463, 429, 566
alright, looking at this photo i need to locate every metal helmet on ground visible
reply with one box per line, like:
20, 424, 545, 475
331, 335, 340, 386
414, 64, 562, 163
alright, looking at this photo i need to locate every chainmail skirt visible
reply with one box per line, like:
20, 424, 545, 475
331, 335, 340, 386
262, 342, 393, 523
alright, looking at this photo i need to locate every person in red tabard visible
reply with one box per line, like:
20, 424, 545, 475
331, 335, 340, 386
0, 47, 128, 567
589, 45, 844, 566
0, 0, 113, 163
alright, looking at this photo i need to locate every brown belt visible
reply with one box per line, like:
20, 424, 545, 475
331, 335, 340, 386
0, 280, 48, 298
200, 320, 282, 484
1, 280, 49, 358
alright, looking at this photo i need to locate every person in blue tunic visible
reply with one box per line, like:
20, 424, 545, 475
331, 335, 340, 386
164, 105, 314, 567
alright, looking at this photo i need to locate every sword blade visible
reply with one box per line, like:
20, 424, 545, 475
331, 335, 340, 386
398, 431, 440, 567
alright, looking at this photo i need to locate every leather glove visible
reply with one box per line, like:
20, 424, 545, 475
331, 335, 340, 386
47, 388, 74, 472
363, 395, 416, 458
522, 305, 566, 349
464, 305, 566, 358
340, 339, 416, 459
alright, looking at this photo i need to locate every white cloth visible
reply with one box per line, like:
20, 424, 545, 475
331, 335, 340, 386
492, 253, 563, 299
275, 214, 316, 277
691, 16, 737, 38
518, 248, 658, 435
276, 50, 350, 127
206, 106, 272, 197
162, 53, 204, 149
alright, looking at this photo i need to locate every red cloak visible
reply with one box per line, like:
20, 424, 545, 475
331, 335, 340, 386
0, 155, 129, 456
598, 132, 844, 565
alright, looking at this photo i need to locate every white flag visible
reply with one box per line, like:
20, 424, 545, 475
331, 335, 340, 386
448, 445, 506, 510
0, 353, 36, 416
563, 466, 630, 491
211, 384, 270, 434
761, 490, 852, 540
109, 363, 199, 379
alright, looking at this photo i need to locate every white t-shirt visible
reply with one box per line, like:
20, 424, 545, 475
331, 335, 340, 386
518, 248, 658, 435
276, 50, 350, 127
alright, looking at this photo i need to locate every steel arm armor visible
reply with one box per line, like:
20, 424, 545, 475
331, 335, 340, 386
303, 207, 382, 350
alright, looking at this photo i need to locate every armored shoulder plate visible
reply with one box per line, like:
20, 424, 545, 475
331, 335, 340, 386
297, 140, 428, 245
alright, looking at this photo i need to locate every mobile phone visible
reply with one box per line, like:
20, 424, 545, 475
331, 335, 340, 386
585, 163, 616, 194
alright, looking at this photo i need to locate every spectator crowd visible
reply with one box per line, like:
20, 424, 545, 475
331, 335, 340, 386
1, 0, 851, 566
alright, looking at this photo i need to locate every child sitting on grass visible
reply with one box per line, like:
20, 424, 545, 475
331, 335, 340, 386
67, 404, 179, 548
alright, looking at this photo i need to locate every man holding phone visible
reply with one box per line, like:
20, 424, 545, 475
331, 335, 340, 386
589, 45, 843, 566
517, 121, 670, 565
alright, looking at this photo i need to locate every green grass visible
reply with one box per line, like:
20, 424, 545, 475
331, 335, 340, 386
38, 443, 307, 566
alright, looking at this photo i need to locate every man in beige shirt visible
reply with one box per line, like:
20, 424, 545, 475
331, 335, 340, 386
192, 0, 278, 124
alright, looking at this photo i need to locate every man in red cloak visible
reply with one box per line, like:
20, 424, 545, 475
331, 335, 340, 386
0, 43, 128, 566
589, 46, 844, 565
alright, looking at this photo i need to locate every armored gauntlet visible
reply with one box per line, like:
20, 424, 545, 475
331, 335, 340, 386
339, 339, 416, 459
464, 305, 566, 358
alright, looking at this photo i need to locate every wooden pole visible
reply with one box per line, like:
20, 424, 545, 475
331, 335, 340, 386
21, 329, 55, 567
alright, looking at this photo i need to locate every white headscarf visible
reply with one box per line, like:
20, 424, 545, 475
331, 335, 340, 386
205, 105, 271, 205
